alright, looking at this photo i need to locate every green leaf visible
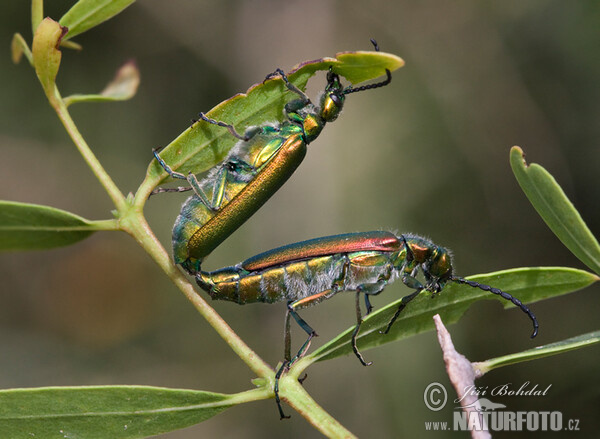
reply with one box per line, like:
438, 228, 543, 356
511, 146, 600, 275
59, 0, 136, 41
0, 385, 233, 438
474, 330, 600, 375
0, 201, 96, 250
32, 17, 67, 96
147, 50, 404, 186
334, 50, 403, 83
309, 267, 598, 363
64, 60, 140, 106
11, 33, 33, 65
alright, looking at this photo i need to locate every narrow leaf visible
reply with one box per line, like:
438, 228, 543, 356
11, 33, 33, 65
474, 330, 600, 375
60, 0, 136, 41
309, 267, 598, 363
60, 40, 83, 51
32, 17, 67, 95
0, 201, 96, 250
147, 51, 404, 186
64, 60, 140, 106
0, 385, 233, 439
335, 50, 405, 83
511, 146, 600, 275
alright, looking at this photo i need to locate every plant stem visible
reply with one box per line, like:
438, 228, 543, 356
31, 0, 43, 36
87, 219, 120, 231
49, 86, 127, 211
280, 373, 357, 438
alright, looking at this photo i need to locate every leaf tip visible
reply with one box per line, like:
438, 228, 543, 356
11, 33, 24, 64
57, 24, 69, 48
100, 59, 141, 100
510, 145, 532, 175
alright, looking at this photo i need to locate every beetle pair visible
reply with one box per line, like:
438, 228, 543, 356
153, 41, 538, 419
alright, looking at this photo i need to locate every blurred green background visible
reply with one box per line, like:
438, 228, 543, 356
1, 1, 599, 437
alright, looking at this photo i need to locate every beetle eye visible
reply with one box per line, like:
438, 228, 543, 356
320, 92, 344, 122
329, 93, 342, 107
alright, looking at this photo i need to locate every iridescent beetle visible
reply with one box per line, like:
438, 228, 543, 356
153, 40, 393, 275
194, 231, 539, 418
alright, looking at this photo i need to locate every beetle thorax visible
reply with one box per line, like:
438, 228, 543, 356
319, 88, 345, 123
301, 108, 325, 143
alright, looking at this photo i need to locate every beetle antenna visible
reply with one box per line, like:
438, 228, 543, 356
150, 186, 193, 197
343, 39, 392, 95
370, 38, 380, 52
451, 276, 539, 338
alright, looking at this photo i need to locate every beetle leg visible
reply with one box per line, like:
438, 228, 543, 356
196, 112, 249, 141
286, 300, 319, 364
152, 148, 218, 206
208, 159, 259, 211
365, 262, 393, 315
149, 185, 193, 196
153, 148, 187, 181
180, 171, 216, 210
364, 294, 373, 315
351, 280, 387, 366
152, 149, 209, 200
283, 305, 293, 363
264, 68, 310, 102
274, 360, 291, 420
208, 165, 229, 211
352, 291, 372, 366
274, 296, 323, 421
381, 288, 422, 335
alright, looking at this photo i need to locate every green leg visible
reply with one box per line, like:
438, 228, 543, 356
351, 261, 394, 365
351, 280, 388, 366
274, 302, 318, 420
287, 304, 318, 364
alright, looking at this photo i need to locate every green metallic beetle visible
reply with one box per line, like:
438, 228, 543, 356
153, 42, 392, 275
195, 231, 539, 418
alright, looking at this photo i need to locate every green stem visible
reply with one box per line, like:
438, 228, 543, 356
48, 86, 127, 211
280, 372, 357, 438
87, 219, 120, 231
135, 173, 159, 204
222, 387, 272, 405
31, 0, 43, 35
